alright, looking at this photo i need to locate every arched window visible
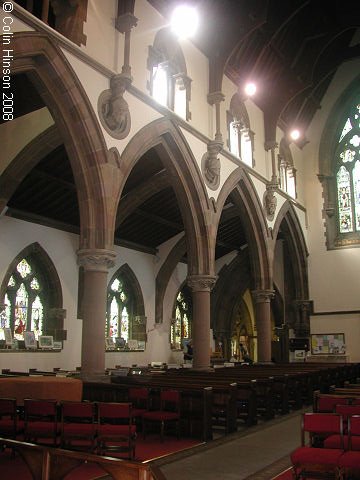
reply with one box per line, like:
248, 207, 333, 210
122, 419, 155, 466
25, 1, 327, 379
319, 83, 360, 249
336, 103, 360, 235
227, 94, 254, 167
148, 28, 192, 120
171, 285, 192, 350
278, 138, 297, 199
0, 243, 64, 344
106, 264, 146, 348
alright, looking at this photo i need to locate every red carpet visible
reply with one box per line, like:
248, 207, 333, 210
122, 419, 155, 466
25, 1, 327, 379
0, 435, 203, 480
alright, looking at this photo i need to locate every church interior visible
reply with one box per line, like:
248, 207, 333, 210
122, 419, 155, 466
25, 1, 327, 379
0, 0, 360, 477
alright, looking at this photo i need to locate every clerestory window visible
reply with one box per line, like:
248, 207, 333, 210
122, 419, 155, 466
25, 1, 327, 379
148, 28, 192, 120
227, 94, 254, 167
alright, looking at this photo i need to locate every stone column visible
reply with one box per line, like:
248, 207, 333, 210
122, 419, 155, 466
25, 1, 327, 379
252, 289, 274, 363
187, 275, 217, 370
77, 249, 116, 375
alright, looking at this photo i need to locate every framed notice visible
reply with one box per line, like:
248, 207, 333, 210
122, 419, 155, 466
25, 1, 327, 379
311, 333, 346, 355
24, 331, 37, 349
38, 335, 54, 349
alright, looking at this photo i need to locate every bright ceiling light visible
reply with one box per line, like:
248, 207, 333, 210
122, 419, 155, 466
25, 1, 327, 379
171, 5, 199, 39
244, 82, 256, 97
290, 129, 301, 141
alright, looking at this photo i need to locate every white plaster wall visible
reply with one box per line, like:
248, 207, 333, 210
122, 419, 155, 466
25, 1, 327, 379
0, 108, 54, 173
82, 0, 119, 71
304, 60, 360, 313
0, 217, 186, 371
311, 314, 360, 363
0, 216, 81, 372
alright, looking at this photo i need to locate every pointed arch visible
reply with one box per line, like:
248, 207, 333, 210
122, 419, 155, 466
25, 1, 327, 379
119, 118, 214, 276
215, 168, 272, 290
9, 32, 120, 249
272, 201, 309, 300
0, 242, 64, 340
108, 263, 145, 317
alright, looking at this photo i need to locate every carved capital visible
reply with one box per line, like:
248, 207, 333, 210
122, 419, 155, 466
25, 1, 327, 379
252, 289, 275, 304
98, 73, 131, 140
77, 249, 116, 272
207, 91, 225, 106
264, 140, 278, 152
187, 275, 217, 292
115, 12, 138, 34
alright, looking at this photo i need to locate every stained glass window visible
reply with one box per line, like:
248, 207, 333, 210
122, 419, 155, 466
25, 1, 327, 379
336, 101, 360, 236
171, 286, 192, 350
1, 257, 45, 342
106, 276, 131, 345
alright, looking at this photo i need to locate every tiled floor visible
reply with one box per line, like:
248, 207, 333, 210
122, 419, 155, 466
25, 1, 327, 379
154, 407, 311, 480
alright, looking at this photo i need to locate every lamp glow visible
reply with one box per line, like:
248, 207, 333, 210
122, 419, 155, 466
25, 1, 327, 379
171, 5, 199, 39
244, 82, 256, 97
290, 129, 300, 141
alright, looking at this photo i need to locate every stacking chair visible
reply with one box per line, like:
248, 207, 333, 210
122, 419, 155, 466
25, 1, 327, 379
128, 387, 150, 429
290, 412, 345, 480
0, 397, 23, 439
60, 401, 96, 451
338, 415, 360, 479
324, 404, 360, 450
23, 398, 59, 446
142, 389, 181, 442
96, 402, 136, 459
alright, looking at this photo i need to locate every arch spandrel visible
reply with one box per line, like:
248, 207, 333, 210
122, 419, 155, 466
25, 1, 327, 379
9, 32, 120, 251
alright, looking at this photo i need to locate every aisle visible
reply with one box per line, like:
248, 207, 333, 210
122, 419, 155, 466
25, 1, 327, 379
155, 407, 311, 480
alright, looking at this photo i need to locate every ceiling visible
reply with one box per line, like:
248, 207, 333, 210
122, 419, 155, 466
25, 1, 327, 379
4, 1, 360, 262
149, 0, 360, 136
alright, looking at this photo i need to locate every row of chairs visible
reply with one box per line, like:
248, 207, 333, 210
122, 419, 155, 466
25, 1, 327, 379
290, 412, 360, 480
0, 389, 181, 459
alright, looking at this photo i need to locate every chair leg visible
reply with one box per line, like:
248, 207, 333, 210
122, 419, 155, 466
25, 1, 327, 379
160, 421, 164, 442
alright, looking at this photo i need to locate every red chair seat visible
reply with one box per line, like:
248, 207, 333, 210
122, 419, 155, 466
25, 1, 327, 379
291, 446, 344, 466
338, 450, 360, 468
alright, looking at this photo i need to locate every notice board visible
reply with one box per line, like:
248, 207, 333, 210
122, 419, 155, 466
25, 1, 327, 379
311, 333, 346, 355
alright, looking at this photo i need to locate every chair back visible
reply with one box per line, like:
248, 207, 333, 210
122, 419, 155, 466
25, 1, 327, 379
24, 398, 58, 418
97, 402, 132, 423
160, 389, 180, 412
0, 397, 16, 416
348, 415, 360, 450
129, 387, 150, 408
61, 401, 95, 421
316, 395, 349, 412
302, 412, 343, 446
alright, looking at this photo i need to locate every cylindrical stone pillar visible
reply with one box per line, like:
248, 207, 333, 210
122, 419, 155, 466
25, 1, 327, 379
252, 289, 274, 363
187, 275, 217, 370
77, 249, 116, 375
